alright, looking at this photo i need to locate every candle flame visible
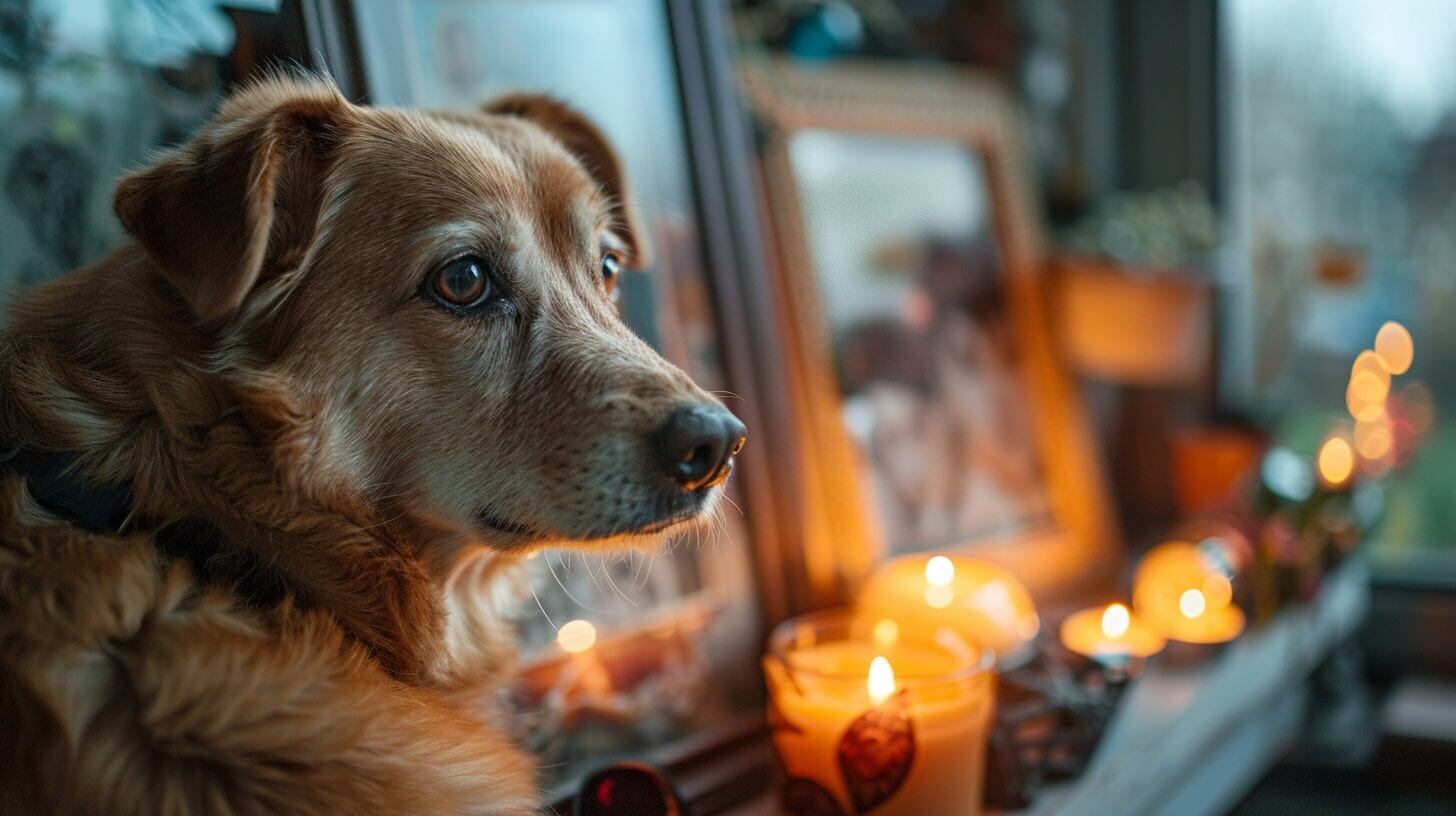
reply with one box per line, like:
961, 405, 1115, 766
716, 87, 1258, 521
1348, 350, 1392, 422
1179, 589, 1206, 619
1346, 381, 1386, 423
1349, 370, 1389, 404
1318, 436, 1355, 487
1351, 349, 1392, 386
557, 619, 597, 654
925, 555, 955, 587
1101, 603, 1131, 638
1374, 321, 1414, 375
867, 656, 896, 704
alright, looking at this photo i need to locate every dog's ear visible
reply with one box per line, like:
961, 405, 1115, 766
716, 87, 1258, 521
114, 78, 352, 321
484, 94, 650, 268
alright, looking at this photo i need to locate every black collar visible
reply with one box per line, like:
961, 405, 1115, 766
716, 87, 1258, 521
3, 440, 287, 606
1, 442, 135, 533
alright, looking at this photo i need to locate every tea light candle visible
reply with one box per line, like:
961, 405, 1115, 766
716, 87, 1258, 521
764, 611, 995, 816
1133, 542, 1245, 644
1317, 435, 1356, 491
854, 554, 1040, 666
1059, 602, 1165, 661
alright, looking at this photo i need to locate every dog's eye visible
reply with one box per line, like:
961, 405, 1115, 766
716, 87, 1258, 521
601, 250, 623, 296
430, 256, 492, 308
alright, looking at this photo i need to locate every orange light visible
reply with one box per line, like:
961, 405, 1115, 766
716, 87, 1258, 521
1374, 321, 1414, 375
1354, 419, 1393, 461
1201, 573, 1233, 609
924, 585, 954, 609
557, 619, 598, 654
856, 554, 1040, 661
1347, 351, 1391, 423
1179, 589, 1206, 619
872, 618, 899, 648
925, 555, 955, 587
1346, 382, 1385, 423
867, 656, 896, 704
1349, 370, 1390, 404
1317, 436, 1355, 487
1101, 603, 1131, 638
1352, 350, 1392, 388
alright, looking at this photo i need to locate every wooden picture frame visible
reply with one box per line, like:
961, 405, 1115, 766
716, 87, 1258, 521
741, 59, 1121, 602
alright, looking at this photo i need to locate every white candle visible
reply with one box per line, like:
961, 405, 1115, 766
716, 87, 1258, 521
764, 612, 995, 816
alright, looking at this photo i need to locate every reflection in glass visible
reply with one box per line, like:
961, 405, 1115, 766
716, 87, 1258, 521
789, 131, 1051, 556
0, 0, 262, 306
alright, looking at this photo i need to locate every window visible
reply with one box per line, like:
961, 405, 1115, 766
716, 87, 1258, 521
1224, 0, 1456, 569
0, 0, 299, 305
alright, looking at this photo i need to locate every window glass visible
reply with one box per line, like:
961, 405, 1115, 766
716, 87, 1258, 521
0, 0, 285, 303
1226, 0, 1456, 560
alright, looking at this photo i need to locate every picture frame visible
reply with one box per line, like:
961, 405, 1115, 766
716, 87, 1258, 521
741, 59, 1120, 602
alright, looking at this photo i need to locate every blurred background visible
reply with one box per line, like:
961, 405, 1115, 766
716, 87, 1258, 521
2, 1, 1454, 814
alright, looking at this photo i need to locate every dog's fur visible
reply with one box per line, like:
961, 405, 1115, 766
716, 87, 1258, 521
0, 75, 737, 815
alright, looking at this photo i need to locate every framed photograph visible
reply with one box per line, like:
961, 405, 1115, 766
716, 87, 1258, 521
741, 59, 1120, 600
332, 0, 794, 805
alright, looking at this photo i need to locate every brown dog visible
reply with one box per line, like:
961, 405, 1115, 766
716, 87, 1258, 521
0, 74, 744, 815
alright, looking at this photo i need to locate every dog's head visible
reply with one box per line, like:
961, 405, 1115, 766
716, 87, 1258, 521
112, 76, 744, 551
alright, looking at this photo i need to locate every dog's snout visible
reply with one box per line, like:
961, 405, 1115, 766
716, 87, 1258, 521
653, 406, 747, 491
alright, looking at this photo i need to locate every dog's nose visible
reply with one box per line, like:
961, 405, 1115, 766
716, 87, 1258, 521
653, 406, 747, 491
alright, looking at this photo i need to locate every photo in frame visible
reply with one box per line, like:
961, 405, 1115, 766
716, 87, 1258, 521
742, 60, 1119, 599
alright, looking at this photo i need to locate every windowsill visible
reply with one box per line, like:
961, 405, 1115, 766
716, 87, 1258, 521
720, 559, 1369, 816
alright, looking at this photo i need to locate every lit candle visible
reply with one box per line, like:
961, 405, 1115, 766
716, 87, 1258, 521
1374, 321, 1414, 375
854, 555, 1040, 666
1316, 435, 1355, 491
1133, 542, 1246, 644
557, 618, 613, 696
764, 611, 995, 816
1059, 602, 1165, 661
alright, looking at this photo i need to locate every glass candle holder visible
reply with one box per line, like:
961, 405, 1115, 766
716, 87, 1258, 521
763, 610, 996, 816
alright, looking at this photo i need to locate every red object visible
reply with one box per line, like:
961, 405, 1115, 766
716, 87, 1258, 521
595, 778, 615, 808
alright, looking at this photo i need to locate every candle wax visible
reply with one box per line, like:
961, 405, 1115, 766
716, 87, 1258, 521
1058, 604, 1165, 660
767, 640, 994, 816
855, 555, 1040, 664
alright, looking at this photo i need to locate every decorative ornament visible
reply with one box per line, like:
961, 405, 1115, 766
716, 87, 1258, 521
837, 690, 916, 814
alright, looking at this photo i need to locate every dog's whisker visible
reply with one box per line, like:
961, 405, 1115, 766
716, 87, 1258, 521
720, 492, 745, 519
628, 550, 644, 591
543, 551, 600, 613
601, 559, 639, 608
637, 552, 658, 593
582, 555, 609, 597
528, 581, 559, 633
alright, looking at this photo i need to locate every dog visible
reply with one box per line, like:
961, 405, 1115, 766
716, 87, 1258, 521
0, 74, 745, 815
